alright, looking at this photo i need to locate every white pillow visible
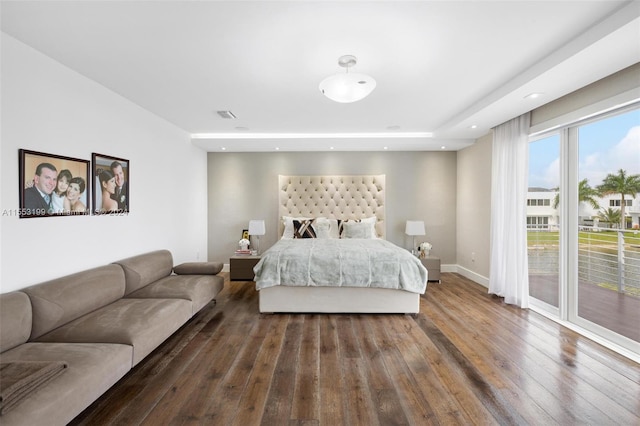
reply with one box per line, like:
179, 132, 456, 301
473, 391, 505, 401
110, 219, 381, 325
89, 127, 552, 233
341, 216, 377, 239
361, 216, 377, 238
312, 217, 332, 239
327, 218, 341, 239
342, 221, 373, 239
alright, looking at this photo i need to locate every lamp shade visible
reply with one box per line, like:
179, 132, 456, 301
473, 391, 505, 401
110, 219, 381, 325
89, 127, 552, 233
405, 220, 425, 236
248, 220, 266, 236
319, 72, 376, 103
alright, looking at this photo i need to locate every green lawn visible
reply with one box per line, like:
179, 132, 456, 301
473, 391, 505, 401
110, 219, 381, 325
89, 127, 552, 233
528, 229, 640, 249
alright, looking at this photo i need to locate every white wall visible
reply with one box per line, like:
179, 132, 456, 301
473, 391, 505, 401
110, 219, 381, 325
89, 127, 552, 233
207, 151, 457, 266
1, 33, 209, 292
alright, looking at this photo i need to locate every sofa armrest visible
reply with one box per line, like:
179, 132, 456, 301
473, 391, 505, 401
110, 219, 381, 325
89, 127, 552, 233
173, 262, 223, 275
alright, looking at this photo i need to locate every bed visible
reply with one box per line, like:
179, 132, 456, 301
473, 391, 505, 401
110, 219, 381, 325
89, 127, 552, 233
254, 175, 428, 313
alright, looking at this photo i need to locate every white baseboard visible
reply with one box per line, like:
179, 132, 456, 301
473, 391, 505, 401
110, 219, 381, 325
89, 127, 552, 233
450, 265, 489, 288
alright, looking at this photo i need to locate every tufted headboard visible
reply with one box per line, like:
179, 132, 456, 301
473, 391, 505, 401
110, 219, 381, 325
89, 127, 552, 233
278, 175, 386, 239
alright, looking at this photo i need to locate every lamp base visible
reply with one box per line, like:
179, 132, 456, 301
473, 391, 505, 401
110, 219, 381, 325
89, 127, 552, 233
253, 236, 261, 255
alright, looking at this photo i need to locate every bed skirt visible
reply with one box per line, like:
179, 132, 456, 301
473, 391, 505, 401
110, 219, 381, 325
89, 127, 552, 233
258, 285, 420, 314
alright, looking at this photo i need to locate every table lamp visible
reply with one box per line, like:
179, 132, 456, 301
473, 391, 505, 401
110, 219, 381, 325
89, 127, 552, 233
405, 220, 425, 255
248, 220, 266, 255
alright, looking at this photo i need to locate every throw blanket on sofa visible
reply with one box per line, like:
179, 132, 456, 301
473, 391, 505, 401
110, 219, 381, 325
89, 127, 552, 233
0, 361, 68, 414
253, 239, 427, 294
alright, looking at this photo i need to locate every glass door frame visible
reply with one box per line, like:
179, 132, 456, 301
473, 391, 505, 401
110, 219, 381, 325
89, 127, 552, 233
528, 105, 640, 361
527, 131, 562, 318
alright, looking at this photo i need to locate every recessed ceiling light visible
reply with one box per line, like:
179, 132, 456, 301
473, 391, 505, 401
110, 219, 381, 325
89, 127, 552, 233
524, 93, 544, 99
441, 146, 446, 150
383, 146, 388, 150
330, 146, 335, 150
216, 110, 237, 119
470, 124, 478, 129
221, 147, 226, 151
275, 147, 280, 151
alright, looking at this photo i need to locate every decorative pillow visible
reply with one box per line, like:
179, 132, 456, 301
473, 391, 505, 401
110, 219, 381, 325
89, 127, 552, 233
312, 218, 332, 239
340, 216, 377, 239
342, 221, 373, 239
282, 216, 311, 239
293, 219, 317, 238
328, 218, 342, 239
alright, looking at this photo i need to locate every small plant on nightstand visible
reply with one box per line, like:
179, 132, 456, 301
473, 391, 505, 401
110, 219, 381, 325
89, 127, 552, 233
238, 238, 250, 251
418, 242, 432, 258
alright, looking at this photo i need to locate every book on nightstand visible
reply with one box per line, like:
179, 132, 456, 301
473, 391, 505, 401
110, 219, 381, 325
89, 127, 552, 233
234, 249, 252, 255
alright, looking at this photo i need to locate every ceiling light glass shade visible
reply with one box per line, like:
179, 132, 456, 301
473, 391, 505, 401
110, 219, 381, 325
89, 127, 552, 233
319, 72, 376, 103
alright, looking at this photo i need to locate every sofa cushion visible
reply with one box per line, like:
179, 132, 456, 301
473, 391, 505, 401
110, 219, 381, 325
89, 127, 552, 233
21, 265, 126, 340
113, 250, 174, 295
173, 261, 223, 275
0, 342, 132, 426
34, 298, 191, 366
0, 292, 32, 353
126, 274, 224, 314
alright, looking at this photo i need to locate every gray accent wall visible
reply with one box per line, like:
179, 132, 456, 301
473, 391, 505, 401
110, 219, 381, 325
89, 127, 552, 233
207, 151, 457, 266
456, 133, 492, 283
531, 62, 640, 128
454, 63, 640, 287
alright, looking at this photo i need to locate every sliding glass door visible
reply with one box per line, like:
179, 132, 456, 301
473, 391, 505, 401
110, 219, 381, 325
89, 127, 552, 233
528, 134, 560, 309
575, 109, 640, 344
528, 105, 640, 356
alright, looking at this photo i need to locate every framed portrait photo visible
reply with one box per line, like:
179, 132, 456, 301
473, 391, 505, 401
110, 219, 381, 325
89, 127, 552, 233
92, 153, 130, 215
18, 149, 90, 218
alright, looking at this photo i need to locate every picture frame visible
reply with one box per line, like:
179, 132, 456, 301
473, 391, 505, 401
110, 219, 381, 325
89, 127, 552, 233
92, 153, 129, 215
241, 229, 249, 240
18, 149, 90, 218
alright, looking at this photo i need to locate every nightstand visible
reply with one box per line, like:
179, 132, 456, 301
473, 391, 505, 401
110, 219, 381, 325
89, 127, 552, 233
420, 256, 441, 283
230, 255, 261, 281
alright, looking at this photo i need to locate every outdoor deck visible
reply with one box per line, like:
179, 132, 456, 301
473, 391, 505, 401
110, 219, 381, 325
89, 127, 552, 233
529, 274, 640, 342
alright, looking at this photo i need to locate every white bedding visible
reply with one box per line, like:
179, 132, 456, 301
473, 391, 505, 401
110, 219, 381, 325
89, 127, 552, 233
253, 238, 428, 294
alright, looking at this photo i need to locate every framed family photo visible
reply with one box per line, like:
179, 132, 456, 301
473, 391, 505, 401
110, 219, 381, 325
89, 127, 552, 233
92, 153, 129, 215
18, 149, 90, 218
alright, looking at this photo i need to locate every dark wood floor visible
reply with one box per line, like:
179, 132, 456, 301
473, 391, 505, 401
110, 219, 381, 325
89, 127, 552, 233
70, 273, 640, 425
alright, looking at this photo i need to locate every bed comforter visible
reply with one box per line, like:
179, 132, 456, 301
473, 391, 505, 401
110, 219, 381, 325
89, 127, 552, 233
253, 239, 428, 294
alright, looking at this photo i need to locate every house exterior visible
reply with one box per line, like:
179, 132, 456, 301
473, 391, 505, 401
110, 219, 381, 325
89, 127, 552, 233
526, 189, 640, 230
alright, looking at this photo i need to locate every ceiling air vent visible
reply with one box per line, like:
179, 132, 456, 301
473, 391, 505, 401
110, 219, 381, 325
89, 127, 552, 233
216, 110, 237, 119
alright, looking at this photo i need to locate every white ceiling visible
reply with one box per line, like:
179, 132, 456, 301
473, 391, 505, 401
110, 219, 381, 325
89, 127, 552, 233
2, 0, 639, 152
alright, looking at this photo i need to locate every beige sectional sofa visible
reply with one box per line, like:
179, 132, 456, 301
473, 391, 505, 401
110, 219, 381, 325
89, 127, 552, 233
0, 250, 224, 426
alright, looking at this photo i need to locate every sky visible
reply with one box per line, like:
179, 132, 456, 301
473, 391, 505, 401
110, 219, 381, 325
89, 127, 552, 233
528, 108, 640, 190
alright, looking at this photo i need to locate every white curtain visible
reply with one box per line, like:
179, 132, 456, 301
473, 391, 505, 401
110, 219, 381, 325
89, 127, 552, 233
489, 113, 530, 308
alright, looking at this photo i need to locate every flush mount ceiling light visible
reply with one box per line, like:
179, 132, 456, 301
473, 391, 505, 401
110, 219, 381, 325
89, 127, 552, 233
319, 55, 376, 103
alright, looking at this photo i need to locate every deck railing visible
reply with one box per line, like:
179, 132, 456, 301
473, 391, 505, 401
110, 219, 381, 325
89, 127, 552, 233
527, 225, 640, 297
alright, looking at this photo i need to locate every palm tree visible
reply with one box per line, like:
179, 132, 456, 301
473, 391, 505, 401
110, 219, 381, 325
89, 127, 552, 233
596, 169, 640, 229
552, 178, 600, 210
597, 208, 622, 228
